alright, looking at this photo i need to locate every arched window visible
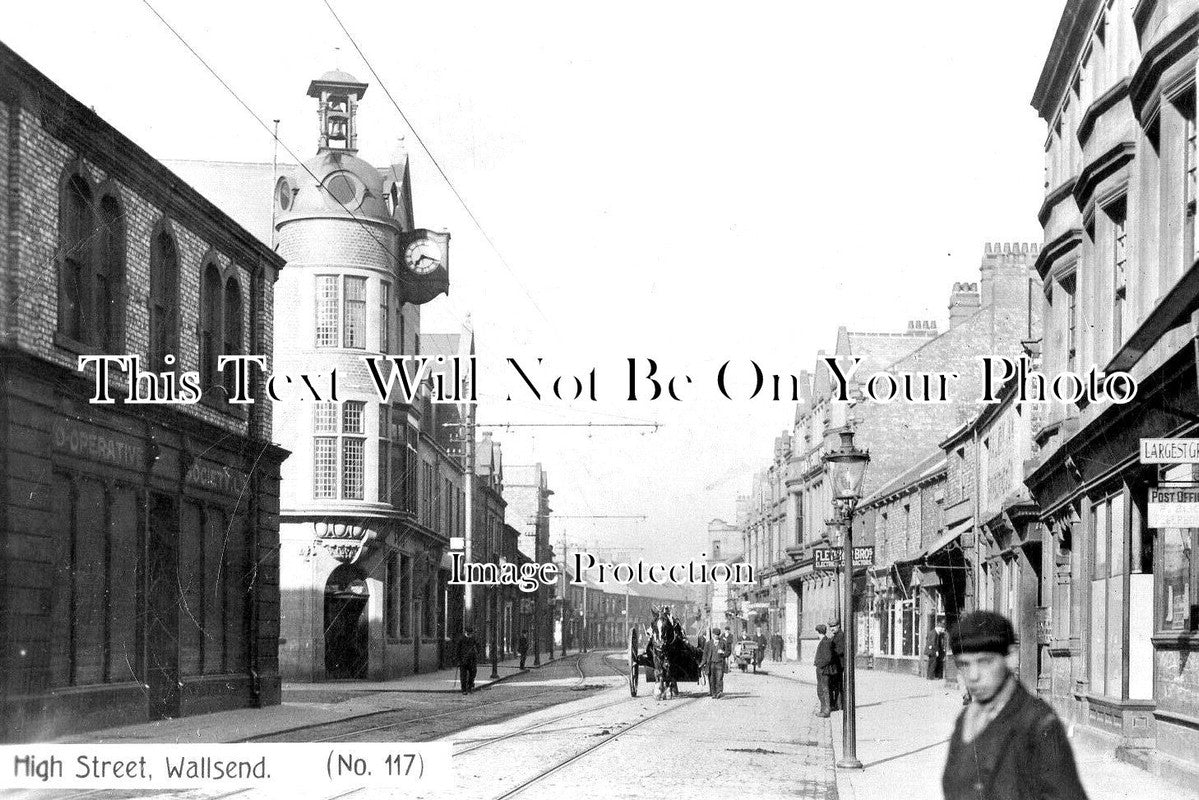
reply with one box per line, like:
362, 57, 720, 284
149, 225, 179, 371
200, 262, 222, 388
96, 193, 125, 351
58, 174, 93, 342
223, 277, 243, 397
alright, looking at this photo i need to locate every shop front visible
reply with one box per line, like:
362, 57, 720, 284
2, 364, 285, 740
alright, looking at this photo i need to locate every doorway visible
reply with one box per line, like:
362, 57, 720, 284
324, 564, 368, 679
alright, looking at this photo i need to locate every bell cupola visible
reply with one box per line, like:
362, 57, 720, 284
306, 70, 369, 153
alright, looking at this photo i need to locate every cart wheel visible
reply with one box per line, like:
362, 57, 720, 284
628, 627, 639, 697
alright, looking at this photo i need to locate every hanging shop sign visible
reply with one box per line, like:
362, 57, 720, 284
1148, 484, 1199, 527
813, 546, 874, 569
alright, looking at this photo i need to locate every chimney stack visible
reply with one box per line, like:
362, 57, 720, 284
948, 282, 981, 329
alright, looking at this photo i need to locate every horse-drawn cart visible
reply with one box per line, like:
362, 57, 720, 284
626, 608, 702, 700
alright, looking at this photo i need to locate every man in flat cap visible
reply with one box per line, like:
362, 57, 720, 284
941, 611, 1087, 800
812, 624, 834, 717
828, 620, 845, 712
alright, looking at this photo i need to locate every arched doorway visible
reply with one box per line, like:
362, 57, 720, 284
324, 564, 368, 679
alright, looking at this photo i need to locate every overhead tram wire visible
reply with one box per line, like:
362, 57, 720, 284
138, 0, 473, 331
320, 0, 551, 328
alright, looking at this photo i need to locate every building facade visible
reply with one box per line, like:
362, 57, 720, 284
504, 463, 554, 665
1028, 0, 1199, 784
268, 70, 459, 682
0, 42, 287, 739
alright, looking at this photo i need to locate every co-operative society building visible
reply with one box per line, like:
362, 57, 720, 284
0, 41, 287, 739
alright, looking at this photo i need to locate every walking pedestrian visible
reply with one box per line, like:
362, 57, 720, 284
942, 611, 1087, 800
457, 626, 481, 694
722, 626, 733, 672
701, 626, 726, 698
813, 624, 833, 717
517, 630, 529, 670
926, 618, 947, 680
828, 619, 845, 712
772, 632, 783, 661
753, 626, 768, 669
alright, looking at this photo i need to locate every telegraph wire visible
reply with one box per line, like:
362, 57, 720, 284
320, 0, 551, 327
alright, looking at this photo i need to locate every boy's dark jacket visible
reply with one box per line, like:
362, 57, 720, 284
942, 679, 1087, 800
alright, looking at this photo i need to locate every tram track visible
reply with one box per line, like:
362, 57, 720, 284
490, 693, 700, 799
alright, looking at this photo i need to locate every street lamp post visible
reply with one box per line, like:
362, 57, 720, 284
823, 425, 870, 772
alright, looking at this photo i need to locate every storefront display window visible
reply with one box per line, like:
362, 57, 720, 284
1161, 527, 1196, 632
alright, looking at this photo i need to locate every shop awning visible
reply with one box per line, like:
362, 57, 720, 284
921, 519, 971, 560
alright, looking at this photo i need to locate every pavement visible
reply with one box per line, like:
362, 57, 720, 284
768, 660, 1199, 800
58, 648, 583, 745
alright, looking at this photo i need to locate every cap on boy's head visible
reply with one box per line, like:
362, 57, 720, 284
815, 623, 828, 634
949, 611, 1014, 655
828, 619, 841, 629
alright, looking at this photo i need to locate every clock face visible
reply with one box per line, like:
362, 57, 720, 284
405, 239, 443, 275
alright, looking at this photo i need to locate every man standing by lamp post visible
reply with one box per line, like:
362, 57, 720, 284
822, 425, 869, 771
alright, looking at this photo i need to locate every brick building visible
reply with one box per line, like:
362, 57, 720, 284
0, 42, 287, 739
1027, 0, 1199, 785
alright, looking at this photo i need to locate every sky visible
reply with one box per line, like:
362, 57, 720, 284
6, 0, 1068, 563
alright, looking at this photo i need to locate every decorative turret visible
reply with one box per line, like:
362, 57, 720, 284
307, 69, 369, 153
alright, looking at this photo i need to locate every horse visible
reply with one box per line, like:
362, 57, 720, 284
647, 606, 684, 700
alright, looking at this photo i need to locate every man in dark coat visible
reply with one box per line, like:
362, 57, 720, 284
753, 627, 768, 669
942, 611, 1087, 800
700, 626, 726, 698
457, 627, 481, 694
813, 624, 834, 717
926, 620, 947, 680
828, 620, 845, 712
772, 632, 784, 661
517, 630, 529, 670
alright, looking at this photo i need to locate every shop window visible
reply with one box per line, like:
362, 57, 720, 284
1161, 528, 1197, 633
1090, 492, 1126, 697
47, 474, 148, 686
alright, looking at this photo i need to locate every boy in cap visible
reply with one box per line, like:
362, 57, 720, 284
941, 611, 1087, 800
